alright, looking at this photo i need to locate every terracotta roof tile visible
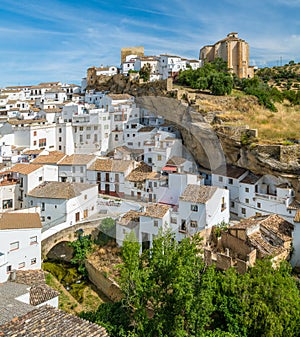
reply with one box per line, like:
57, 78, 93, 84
9, 163, 43, 175
30, 284, 59, 306
180, 185, 217, 203
32, 151, 66, 164
28, 181, 96, 199
0, 212, 42, 230
13, 270, 45, 286
88, 159, 134, 173
142, 203, 170, 219
58, 154, 95, 166
0, 305, 109, 336
8, 118, 47, 125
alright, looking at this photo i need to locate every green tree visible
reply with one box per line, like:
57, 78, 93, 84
68, 235, 93, 274
139, 63, 151, 82
214, 259, 300, 337
119, 231, 216, 337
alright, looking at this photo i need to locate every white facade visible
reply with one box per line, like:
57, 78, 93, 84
0, 213, 42, 283
27, 182, 98, 230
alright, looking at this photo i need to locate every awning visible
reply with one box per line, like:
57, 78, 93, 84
162, 166, 177, 172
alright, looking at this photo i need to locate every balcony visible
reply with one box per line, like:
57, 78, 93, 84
254, 193, 285, 204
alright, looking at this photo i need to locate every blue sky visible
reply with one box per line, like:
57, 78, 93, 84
1, 0, 300, 87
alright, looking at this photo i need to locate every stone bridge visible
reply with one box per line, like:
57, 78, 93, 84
41, 219, 102, 259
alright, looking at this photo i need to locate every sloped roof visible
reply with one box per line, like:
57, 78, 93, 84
0, 213, 42, 230
166, 156, 186, 166
30, 284, 59, 306
88, 158, 134, 173
180, 185, 217, 203
32, 151, 66, 164
58, 154, 95, 166
13, 270, 45, 286
9, 163, 43, 175
28, 181, 96, 199
0, 305, 109, 337
142, 203, 170, 219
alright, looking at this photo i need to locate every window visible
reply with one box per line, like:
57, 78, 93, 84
190, 220, 197, 228
230, 201, 235, 208
180, 220, 186, 232
94, 126, 98, 130
39, 138, 46, 147
157, 155, 162, 161
241, 208, 246, 215
79, 126, 84, 131
39, 176, 43, 181
10, 241, 19, 251
257, 202, 261, 208
47, 216, 51, 220
245, 187, 249, 193
86, 134, 91, 139
245, 198, 249, 204
171, 217, 177, 224
41, 202, 45, 211
228, 178, 233, 185
2, 199, 13, 209
218, 176, 223, 182
72, 166, 76, 173
33, 140, 37, 146
59, 128, 62, 133
18, 262, 25, 269
30, 236, 37, 245
191, 204, 198, 212
31, 258, 37, 265
33, 131, 37, 136
59, 145, 62, 150
84, 194, 87, 200
87, 126, 91, 130
80, 177, 84, 183
154, 220, 158, 227
80, 167, 84, 173
6, 265, 12, 273
41, 216, 45, 222
59, 137, 62, 142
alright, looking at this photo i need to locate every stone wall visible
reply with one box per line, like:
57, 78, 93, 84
85, 260, 123, 302
216, 253, 233, 270
42, 221, 100, 258
220, 232, 252, 260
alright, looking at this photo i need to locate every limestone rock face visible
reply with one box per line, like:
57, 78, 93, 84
135, 96, 226, 171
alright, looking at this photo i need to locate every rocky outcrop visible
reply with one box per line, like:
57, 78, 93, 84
136, 96, 226, 171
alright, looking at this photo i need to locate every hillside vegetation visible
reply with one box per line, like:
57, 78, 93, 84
176, 61, 300, 143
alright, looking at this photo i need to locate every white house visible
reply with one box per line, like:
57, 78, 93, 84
211, 165, 248, 214
27, 181, 98, 230
87, 158, 136, 197
8, 163, 45, 209
176, 184, 230, 241
116, 203, 172, 253
95, 66, 118, 76
0, 212, 42, 283
58, 154, 96, 183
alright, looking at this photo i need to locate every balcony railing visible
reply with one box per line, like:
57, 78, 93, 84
255, 193, 285, 203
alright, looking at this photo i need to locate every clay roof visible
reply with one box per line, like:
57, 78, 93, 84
0, 212, 42, 230
138, 126, 156, 133
30, 284, 59, 306
43, 108, 62, 113
259, 214, 294, 240
180, 185, 217, 203
247, 231, 286, 257
126, 162, 152, 182
287, 199, 300, 210
23, 149, 43, 155
166, 156, 186, 166
88, 159, 134, 173
0, 305, 109, 336
240, 172, 261, 185
7, 118, 46, 125
32, 151, 66, 164
142, 203, 170, 219
28, 181, 96, 199
118, 210, 140, 228
214, 164, 247, 179
58, 154, 95, 166
13, 270, 46, 286
115, 145, 143, 155
9, 163, 43, 175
